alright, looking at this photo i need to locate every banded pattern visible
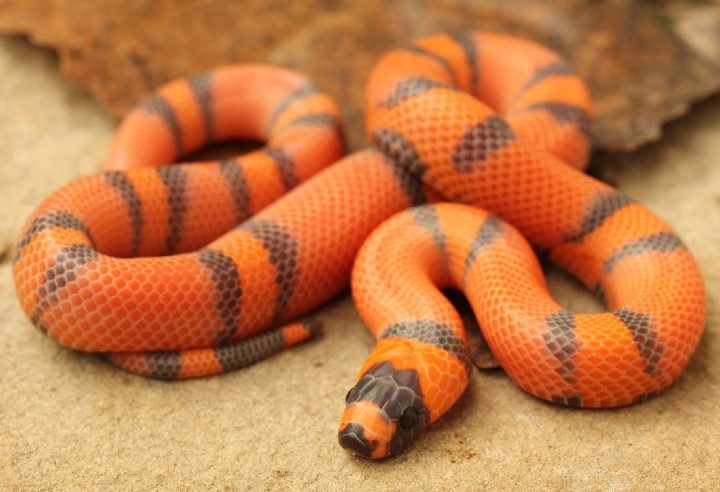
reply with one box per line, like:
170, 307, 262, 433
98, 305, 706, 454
263, 147, 298, 191
526, 102, 592, 139
522, 61, 575, 90
11, 33, 706, 461
604, 232, 685, 273
106, 320, 322, 379
565, 191, 635, 243
105, 172, 143, 256
462, 215, 503, 281
340, 32, 705, 458
217, 160, 251, 224
241, 220, 299, 325
541, 311, 581, 386
410, 206, 448, 265
14, 211, 95, 262
31, 244, 99, 330
379, 319, 472, 371
13, 65, 357, 371
187, 72, 215, 141
378, 77, 458, 109
197, 248, 243, 343
139, 94, 183, 154
401, 45, 459, 86
156, 166, 189, 255
451, 117, 515, 172
450, 33, 480, 92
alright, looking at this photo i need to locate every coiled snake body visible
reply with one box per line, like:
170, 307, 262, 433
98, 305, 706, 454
13, 32, 706, 459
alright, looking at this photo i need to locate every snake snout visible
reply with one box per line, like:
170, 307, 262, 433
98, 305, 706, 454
338, 363, 427, 459
338, 422, 378, 458
338, 400, 394, 459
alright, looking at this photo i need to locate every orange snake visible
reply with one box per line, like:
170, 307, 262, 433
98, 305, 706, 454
12, 32, 706, 459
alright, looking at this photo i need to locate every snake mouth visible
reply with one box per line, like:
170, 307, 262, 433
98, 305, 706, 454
338, 422, 378, 458
338, 400, 393, 459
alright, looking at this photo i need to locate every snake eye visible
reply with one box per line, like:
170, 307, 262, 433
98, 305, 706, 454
398, 405, 419, 429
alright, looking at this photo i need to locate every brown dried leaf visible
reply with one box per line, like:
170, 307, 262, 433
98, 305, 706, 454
0, 0, 718, 152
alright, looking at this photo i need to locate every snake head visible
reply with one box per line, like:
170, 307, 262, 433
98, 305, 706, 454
338, 361, 427, 459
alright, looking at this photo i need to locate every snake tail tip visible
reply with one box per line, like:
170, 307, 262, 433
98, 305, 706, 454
303, 319, 323, 337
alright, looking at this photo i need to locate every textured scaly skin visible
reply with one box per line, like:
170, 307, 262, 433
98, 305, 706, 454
339, 32, 705, 458
11, 35, 705, 458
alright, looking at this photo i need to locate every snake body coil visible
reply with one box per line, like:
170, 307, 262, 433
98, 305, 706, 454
13, 33, 706, 459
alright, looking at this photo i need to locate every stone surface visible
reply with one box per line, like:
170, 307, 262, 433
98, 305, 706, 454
1, 36, 719, 490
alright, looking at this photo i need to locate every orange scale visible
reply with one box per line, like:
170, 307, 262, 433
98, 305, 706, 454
178, 349, 224, 378
155, 78, 209, 153
579, 204, 675, 263
12, 253, 46, 309
609, 273, 657, 312
356, 339, 398, 377
210, 66, 306, 141
268, 91, 341, 135
550, 242, 605, 290
363, 55, 424, 105
361, 103, 391, 133
233, 152, 288, 213
475, 39, 558, 109
116, 169, 172, 256
106, 110, 178, 170
412, 34, 478, 92
279, 322, 313, 346
269, 129, 343, 181
173, 168, 239, 251
571, 316, 651, 398
129, 258, 216, 348
211, 230, 279, 340
509, 113, 590, 166
657, 335, 703, 377
46, 234, 86, 258
509, 110, 563, 135
414, 349, 468, 422
108, 353, 151, 376
513, 78, 592, 111
505, 360, 566, 399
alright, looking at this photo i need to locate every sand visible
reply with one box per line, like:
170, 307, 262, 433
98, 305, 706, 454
1, 35, 719, 490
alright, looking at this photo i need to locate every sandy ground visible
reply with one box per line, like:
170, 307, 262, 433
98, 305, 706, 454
1, 36, 719, 490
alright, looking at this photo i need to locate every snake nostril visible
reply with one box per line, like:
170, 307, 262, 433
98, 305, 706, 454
338, 423, 377, 458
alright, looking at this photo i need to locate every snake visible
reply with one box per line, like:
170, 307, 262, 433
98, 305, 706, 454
12, 32, 706, 459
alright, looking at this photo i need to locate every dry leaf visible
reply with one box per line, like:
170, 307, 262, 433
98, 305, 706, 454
0, 0, 718, 152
